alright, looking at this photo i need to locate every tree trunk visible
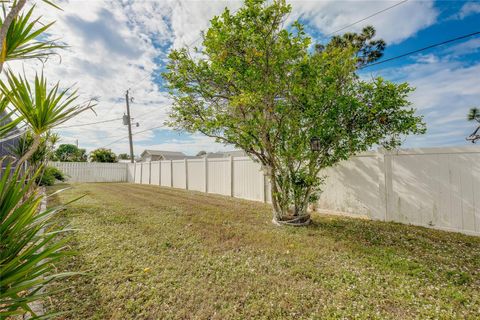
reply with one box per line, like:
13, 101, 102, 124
269, 172, 311, 226
17, 134, 41, 166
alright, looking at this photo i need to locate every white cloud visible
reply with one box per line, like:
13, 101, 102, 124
379, 61, 480, 147
289, 0, 438, 44
3, 0, 457, 156
456, 1, 480, 20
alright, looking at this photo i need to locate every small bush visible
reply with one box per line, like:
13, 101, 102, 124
37, 166, 66, 186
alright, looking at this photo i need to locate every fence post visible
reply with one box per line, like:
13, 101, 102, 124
170, 160, 173, 188
262, 172, 266, 203
204, 157, 208, 193
185, 158, 189, 190
149, 162, 152, 184
384, 152, 393, 222
140, 163, 143, 184
133, 163, 136, 183
158, 161, 161, 186
229, 155, 234, 197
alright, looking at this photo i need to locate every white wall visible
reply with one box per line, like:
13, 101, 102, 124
318, 147, 480, 236
52, 146, 480, 236
50, 162, 128, 183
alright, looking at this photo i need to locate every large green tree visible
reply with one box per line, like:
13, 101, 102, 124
54, 143, 87, 162
90, 148, 117, 163
163, 0, 425, 225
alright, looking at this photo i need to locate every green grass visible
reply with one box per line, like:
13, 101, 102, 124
47, 183, 480, 319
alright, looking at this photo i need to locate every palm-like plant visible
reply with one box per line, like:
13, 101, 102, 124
0, 97, 22, 138
0, 70, 95, 164
466, 107, 480, 143
467, 107, 480, 123
0, 163, 75, 319
1, 5, 63, 65
0, 1, 91, 318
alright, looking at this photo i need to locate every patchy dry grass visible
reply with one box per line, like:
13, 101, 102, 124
47, 183, 480, 319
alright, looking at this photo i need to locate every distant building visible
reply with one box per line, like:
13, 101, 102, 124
139, 150, 194, 162
201, 150, 247, 158
139, 149, 249, 162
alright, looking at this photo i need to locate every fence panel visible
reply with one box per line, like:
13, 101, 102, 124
50, 162, 128, 183
233, 157, 264, 202
150, 162, 161, 185
140, 163, 149, 184
207, 158, 230, 196
388, 149, 480, 235
134, 163, 141, 183
172, 160, 186, 189
316, 147, 480, 236
160, 161, 171, 186
127, 163, 135, 182
187, 159, 205, 192
53, 146, 480, 236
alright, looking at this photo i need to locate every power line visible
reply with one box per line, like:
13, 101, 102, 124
101, 125, 164, 148
126, 73, 152, 92
56, 117, 123, 129
360, 31, 480, 69
326, 0, 409, 37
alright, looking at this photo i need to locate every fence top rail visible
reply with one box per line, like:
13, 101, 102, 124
50, 162, 128, 167
381, 146, 480, 156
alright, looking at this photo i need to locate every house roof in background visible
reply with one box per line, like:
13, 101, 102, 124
141, 150, 186, 157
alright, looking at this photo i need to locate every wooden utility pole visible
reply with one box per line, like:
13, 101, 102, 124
125, 90, 134, 163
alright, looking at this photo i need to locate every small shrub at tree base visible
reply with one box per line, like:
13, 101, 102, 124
36, 166, 66, 186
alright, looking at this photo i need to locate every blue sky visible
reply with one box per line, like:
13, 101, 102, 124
11, 0, 480, 155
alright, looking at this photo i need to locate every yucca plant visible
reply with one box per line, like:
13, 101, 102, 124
0, 95, 23, 138
0, 163, 77, 319
0, 4, 63, 67
7, 131, 53, 168
0, 70, 95, 164
0, 1, 91, 318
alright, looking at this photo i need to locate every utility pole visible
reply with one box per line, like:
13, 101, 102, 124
125, 90, 134, 163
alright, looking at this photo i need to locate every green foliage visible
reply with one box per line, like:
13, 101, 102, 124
1, 5, 63, 63
0, 98, 22, 138
90, 148, 117, 163
316, 25, 386, 67
0, 71, 94, 137
163, 0, 425, 223
0, 71, 95, 164
0, 1, 90, 318
468, 107, 480, 122
54, 144, 87, 162
8, 130, 58, 167
36, 166, 66, 186
0, 164, 74, 318
117, 153, 130, 160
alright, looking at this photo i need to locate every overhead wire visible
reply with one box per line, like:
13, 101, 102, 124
55, 117, 123, 129
101, 125, 164, 148
360, 31, 480, 69
325, 0, 409, 37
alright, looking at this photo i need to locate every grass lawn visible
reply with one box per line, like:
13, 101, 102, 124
47, 183, 480, 319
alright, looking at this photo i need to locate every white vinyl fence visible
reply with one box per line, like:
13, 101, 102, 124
51, 146, 480, 236
127, 157, 270, 202
50, 162, 128, 182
